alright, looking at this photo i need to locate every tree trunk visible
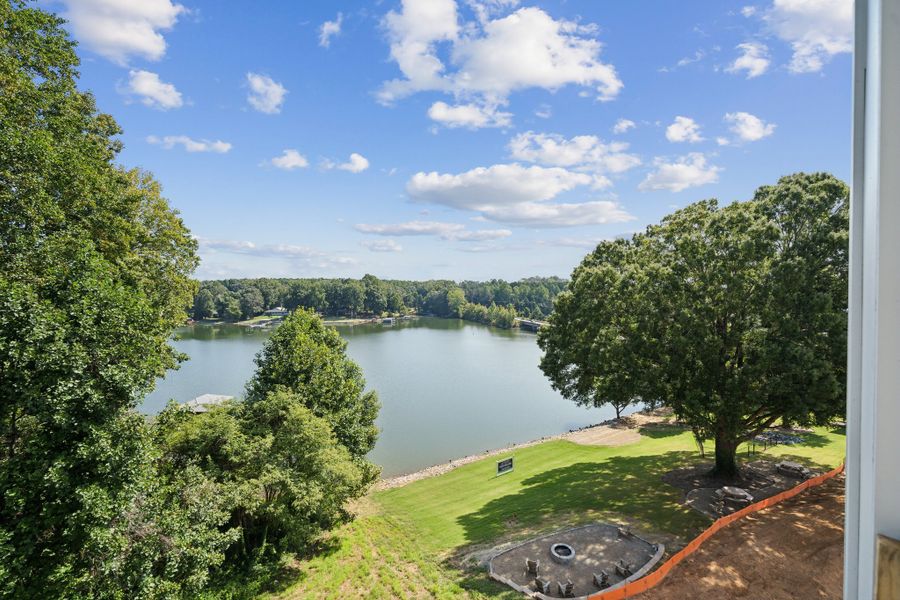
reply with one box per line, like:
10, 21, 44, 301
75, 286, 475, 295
692, 426, 705, 458
615, 404, 622, 419
713, 430, 739, 477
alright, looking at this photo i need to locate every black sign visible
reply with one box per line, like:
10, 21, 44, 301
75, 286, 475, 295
497, 457, 514, 476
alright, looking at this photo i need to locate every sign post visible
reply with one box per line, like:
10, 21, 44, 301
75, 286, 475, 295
496, 457, 514, 476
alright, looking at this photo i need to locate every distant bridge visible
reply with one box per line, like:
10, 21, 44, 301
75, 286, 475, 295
515, 318, 549, 332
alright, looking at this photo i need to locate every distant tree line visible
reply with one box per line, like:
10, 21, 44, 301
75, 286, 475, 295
191, 275, 567, 328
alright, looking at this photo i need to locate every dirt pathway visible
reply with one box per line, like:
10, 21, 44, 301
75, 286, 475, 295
635, 475, 845, 600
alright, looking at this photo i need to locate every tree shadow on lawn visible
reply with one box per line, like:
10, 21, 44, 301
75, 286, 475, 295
760, 451, 836, 472
455, 451, 709, 548
206, 555, 312, 600
638, 423, 687, 439
794, 431, 833, 448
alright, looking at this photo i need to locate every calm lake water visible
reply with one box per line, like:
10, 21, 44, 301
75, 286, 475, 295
143, 317, 625, 477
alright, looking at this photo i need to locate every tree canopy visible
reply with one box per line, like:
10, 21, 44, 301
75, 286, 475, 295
153, 310, 381, 565
540, 173, 848, 476
0, 1, 214, 596
246, 310, 381, 474
1, 5, 387, 594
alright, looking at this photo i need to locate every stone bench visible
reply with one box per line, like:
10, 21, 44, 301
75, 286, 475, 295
593, 570, 610, 589
776, 460, 812, 479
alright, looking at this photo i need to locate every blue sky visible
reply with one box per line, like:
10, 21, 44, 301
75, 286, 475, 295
50, 0, 852, 281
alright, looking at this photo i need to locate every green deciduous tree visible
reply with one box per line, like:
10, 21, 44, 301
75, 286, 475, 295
193, 288, 217, 319
239, 287, 265, 320
153, 390, 369, 562
0, 1, 209, 595
539, 239, 650, 420
362, 273, 388, 315
246, 310, 380, 479
222, 296, 242, 322
240, 390, 370, 554
540, 173, 848, 476
447, 287, 466, 318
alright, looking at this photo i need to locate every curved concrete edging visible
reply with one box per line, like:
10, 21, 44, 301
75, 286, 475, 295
601, 541, 666, 595
487, 523, 665, 600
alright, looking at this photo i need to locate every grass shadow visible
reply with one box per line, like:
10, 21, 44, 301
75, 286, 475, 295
792, 431, 832, 448
451, 567, 528, 599
638, 423, 687, 439
455, 451, 709, 547
759, 452, 835, 473
205, 558, 307, 600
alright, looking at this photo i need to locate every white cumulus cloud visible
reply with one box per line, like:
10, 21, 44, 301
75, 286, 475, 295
765, 0, 852, 73
380, 0, 460, 102
427, 101, 512, 129
146, 135, 231, 153
724, 111, 776, 142
508, 131, 640, 175
666, 116, 704, 143
122, 69, 182, 109
270, 149, 309, 170
612, 118, 636, 134
450, 8, 622, 101
408, 164, 591, 207
324, 153, 370, 173
479, 201, 633, 227
319, 13, 343, 47
58, 0, 185, 65
246, 73, 287, 114
379, 2, 622, 112
726, 42, 771, 78
354, 221, 511, 241
198, 238, 356, 270
361, 239, 403, 252
639, 153, 721, 193
406, 163, 633, 227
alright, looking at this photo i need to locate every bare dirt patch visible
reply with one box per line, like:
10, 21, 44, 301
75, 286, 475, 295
634, 475, 845, 600
663, 459, 823, 519
565, 424, 641, 447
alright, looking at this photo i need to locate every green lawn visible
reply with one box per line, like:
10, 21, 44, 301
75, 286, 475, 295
267, 424, 845, 599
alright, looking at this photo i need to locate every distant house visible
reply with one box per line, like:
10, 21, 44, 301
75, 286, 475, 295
264, 306, 289, 316
184, 394, 234, 414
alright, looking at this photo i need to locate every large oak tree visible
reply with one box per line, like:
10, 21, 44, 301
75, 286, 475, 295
540, 173, 848, 476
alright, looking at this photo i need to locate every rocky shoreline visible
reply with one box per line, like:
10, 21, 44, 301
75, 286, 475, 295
374, 408, 671, 491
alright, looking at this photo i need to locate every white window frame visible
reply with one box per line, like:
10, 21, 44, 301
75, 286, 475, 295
845, 1, 900, 597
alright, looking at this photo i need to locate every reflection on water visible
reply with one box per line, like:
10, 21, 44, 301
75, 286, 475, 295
143, 317, 624, 477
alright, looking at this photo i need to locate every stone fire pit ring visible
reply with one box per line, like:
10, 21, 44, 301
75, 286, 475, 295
550, 542, 575, 565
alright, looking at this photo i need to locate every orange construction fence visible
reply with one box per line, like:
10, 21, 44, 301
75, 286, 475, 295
587, 461, 846, 599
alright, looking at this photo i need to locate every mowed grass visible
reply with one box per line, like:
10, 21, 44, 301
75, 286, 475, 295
270, 425, 845, 599
377, 435, 708, 552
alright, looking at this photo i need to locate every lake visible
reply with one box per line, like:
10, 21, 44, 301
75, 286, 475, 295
143, 317, 626, 477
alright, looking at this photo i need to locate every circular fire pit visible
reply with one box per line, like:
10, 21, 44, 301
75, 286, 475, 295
550, 542, 575, 565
